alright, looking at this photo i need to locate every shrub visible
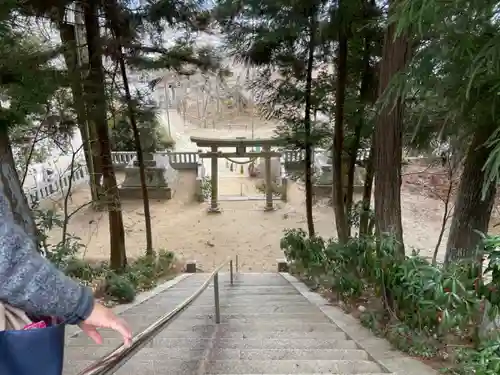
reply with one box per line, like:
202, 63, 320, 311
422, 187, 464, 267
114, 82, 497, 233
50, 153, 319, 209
34, 207, 179, 303
106, 272, 136, 303
125, 255, 158, 291
201, 177, 212, 199
34, 208, 84, 268
280, 228, 500, 372
255, 180, 285, 196
65, 258, 102, 282
124, 251, 176, 292
156, 249, 175, 276
449, 338, 500, 375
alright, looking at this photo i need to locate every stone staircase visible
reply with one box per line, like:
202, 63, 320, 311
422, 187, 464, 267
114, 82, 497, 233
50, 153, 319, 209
64, 272, 432, 375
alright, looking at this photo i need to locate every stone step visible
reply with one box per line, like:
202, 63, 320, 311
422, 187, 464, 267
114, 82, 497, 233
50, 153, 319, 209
205, 359, 383, 374
213, 330, 346, 340
94, 325, 345, 340
147, 337, 359, 350
220, 280, 292, 286
204, 286, 302, 291
124, 311, 328, 320
64, 360, 96, 375
127, 348, 370, 361
165, 313, 331, 322
164, 321, 345, 332
182, 298, 311, 306
65, 336, 126, 349
189, 307, 321, 314
64, 272, 394, 375
214, 289, 302, 295
67, 319, 344, 343
111, 359, 383, 375
194, 284, 301, 292
189, 300, 314, 308
220, 274, 291, 284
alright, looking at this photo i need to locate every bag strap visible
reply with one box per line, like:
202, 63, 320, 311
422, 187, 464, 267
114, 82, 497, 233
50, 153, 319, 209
0, 302, 32, 331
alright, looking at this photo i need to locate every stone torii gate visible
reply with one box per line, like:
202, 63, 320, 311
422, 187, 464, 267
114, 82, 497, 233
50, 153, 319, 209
190, 136, 284, 213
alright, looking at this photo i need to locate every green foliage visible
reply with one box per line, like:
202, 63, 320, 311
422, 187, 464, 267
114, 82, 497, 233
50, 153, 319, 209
105, 0, 226, 79
348, 200, 375, 235
106, 272, 137, 303
215, 0, 326, 149
360, 315, 440, 359
0, 5, 77, 179
121, 251, 176, 293
215, 0, 382, 151
280, 229, 328, 278
125, 255, 158, 291
255, 180, 284, 196
34, 208, 85, 269
109, 113, 174, 152
34, 207, 177, 303
0, 16, 70, 130
201, 176, 212, 200
156, 249, 175, 275
386, 0, 500, 185
280, 228, 500, 372
65, 258, 104, 283
448, 339, 500, 375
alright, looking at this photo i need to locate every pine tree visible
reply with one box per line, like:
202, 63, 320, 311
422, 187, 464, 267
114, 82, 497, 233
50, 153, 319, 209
216, 0, 383, 240
0, 4, 68, 239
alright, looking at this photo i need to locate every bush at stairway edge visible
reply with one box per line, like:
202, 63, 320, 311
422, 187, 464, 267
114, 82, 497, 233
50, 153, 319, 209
280, 228, 500, 374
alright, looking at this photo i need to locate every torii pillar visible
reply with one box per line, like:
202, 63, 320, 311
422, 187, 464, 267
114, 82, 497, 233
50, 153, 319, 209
263, 145, 274, 211
208, 145, 221, 214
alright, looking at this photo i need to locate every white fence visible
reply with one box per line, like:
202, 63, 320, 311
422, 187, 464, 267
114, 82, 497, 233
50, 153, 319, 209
22, 148, 371, 207
110, 151, 200, 170
24, 165, 89, 208
22, 151, 198, 207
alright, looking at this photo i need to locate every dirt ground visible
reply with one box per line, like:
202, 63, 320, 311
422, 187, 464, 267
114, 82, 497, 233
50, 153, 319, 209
43, 113, 500, 271
45, 163, 475, 271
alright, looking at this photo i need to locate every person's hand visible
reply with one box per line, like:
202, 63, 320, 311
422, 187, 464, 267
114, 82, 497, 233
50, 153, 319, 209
78, 302, 132, 347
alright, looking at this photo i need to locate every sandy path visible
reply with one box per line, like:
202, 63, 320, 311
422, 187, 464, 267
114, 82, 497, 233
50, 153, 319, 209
48, 175, 333, 271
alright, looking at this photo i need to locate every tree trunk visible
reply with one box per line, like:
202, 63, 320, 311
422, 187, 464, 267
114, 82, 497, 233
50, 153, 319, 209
58, 22, 102, 206
74, 3, 104, 208
83, 0, 127, 271
303, 5, 318, 238
0, 126, 37, 239
373, 16, 410, 254
345, 126, 361, 238
445, 128, 497, 264
332, 12, 349, 244
104, 0, 154, 256
345, 28, 373, 230
359, 145, 375, 236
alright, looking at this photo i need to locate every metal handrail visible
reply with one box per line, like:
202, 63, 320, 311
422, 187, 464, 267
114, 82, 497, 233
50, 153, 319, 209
78, 257, 237, 375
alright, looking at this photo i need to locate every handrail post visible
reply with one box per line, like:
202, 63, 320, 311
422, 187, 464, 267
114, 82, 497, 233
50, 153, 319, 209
235, 255, 239, 273
230, 260, 234, 285
214, 272, 221, 324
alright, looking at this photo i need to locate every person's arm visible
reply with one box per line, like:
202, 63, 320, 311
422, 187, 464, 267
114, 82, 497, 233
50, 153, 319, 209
0, 214, 94, 325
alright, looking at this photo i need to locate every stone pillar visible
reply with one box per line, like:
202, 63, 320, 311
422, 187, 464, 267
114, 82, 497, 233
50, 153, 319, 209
208, 145, 220, 213
136, 126, 156, 166
281, 177, 288, 202
186, 261, 197, 273
264, 145, 274, 211
277, 259, 289, 272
